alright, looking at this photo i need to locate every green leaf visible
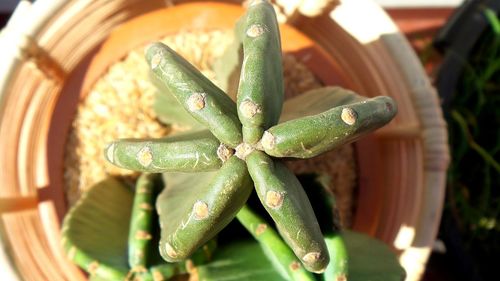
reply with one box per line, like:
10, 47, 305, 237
151, 73, 204, 129
195, 241, 289, 281
157, 157, 253, 262
61, 178, 133, 280
328, 231, 406, 281
280, 87, 362, 123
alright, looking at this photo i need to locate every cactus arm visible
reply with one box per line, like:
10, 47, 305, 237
237, 0, 284, 144
105, 130, 232, 173
145, 42, 242, 147
157, 156, 253, 262
261, 96, 397, 158
246, 151, 329, 273
128, 173, 162, 272
236, 205, 316, 281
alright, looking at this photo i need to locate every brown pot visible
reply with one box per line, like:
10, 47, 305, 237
0, 1, 449, 281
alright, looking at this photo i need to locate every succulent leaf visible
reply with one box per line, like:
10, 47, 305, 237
237, 0, 284, 144
280, 87, 362, 123
105, 130, 227, 173
61, 178, 134, 280
196, 241, 289, 281
157, 156, 253, 262
262, 94, 397, 158
246, 151, 329, 273
237, 205, 316, 281
145, 42, 242, 147
326, 231, 406, 281
151, 72, 204, 129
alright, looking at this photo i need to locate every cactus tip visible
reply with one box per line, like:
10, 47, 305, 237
340, 107, 357, 125
164, 242, 178, 259
302, 252, 327, 273
150, 51, 163, 70
105, 143, 115, 163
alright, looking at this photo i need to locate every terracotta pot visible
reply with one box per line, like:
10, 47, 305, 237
0, 1, 449, 281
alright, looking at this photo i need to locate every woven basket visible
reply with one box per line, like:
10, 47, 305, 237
0, 1, 449, 281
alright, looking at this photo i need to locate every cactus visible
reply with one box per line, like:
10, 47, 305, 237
105, 0, 397, 274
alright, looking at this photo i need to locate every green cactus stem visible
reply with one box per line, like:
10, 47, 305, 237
246, 151, 329, 273
236, 205, 316, 281
237, 0, 283, 144
128, 173, 161, 272
157, 156, 253, 262
145, 42, 242, 147
105, 130, 231, 173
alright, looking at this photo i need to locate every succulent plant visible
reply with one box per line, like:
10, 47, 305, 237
104, 0, 397, 275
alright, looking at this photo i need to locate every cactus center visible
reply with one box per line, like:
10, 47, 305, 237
193, 201, 209, 220
265, 190, 285, 209
137, 146, 153, 167
341, 107, 357, 125
247, 24, 266, 38
187, 93, 206, 111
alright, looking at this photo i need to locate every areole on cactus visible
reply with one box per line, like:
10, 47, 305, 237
104, 0, 397, 275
